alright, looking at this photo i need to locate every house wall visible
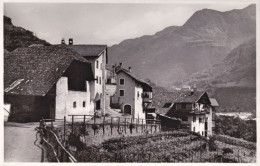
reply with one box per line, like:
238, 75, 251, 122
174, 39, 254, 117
55, 77, 93, 120
5, 95, 54, 122
134, 84, 145, 119
189, 114, 206, 136
205, 107, 213, 136
86, 50, 106, 114
112, 72, 136, 118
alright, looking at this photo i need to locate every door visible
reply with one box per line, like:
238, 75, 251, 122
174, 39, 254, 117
124, 104, 131, 114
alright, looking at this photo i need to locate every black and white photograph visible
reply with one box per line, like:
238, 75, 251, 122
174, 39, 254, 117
2, 0, 258, 163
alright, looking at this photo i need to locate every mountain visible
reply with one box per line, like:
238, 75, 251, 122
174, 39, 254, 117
4, 16, 50, 51
184, 38, 256, 113
108, 4, 256, 87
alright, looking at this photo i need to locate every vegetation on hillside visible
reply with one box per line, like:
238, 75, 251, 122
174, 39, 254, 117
4, 16, 50, 51
215, 115, 256, 142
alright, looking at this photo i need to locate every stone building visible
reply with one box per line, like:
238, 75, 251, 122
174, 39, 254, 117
111, 64, 153, 119
4, 45, 95, 122
67, 39, 107, 115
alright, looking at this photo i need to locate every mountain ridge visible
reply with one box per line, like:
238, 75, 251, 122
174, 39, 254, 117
108, 4, 256, 87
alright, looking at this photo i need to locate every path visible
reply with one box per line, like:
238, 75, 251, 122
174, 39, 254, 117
4, 122, 44, 162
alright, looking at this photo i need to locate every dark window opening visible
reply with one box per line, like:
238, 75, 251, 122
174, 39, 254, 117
96, 100, 101, 110
73, 102, 76, 108
120, 90, 124, 96
193, 116, 196, 122
193, 127, 195, 132
83, 101, 86, 107
120, 79, 125, 85
96, 60, 99, 69
99, 77, 101, 84
137, 91, 140, 99
96, 76, 98, 83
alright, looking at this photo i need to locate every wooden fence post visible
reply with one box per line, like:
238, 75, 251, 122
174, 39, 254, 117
64, 116, 66, 145
94, 115, 96, 135
51, 120, 53, 130
83, 115, 86, 127
103, 116, 105, 135
72, 115, 74, 134
125, 118, 127, 134
111, 117, 113, 135
142, 119, 143, 133
118, 117, 120, 133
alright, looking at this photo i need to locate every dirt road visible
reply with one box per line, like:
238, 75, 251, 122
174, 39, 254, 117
4, 122, 43, 162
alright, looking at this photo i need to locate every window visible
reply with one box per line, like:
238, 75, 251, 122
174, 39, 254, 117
120, 90, 125, 96
137, 91, 140, 99
83, 101, 86, 107
99, 77, 101, 84
96, 76, 98, 83
193, 116, 196, 122
199, 117, 203, 123
193, 127, 195, 132
119, 79, 125, 85
96, 60, 99, 69
73, 102, 76, 108
202, 131, 204, 136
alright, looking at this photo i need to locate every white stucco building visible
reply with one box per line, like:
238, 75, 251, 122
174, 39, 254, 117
4, 45, 96, 122
68, 39, 107, 115
111, 65, 152, 119
165, 91, 219, 137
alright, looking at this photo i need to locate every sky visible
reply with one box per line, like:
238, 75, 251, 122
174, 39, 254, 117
4, 2, 253, 46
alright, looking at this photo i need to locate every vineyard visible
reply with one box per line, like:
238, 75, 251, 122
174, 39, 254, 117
41, 116, 256, 163
66, 131, 256, 162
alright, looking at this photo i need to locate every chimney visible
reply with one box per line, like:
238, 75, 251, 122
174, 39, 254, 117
129, 67, 132, 73
69, 38, 73, 45
190, 88, 194, 95
61, 38, 65, 44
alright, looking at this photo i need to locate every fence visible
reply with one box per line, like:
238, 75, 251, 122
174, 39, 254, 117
39, 118, 77, 162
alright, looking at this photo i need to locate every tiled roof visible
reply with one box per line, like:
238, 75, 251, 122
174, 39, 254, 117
68, 45, 107, 57
116, 68, 152, 91
174, 91, 207, 103
152, 91, 181, 114
4, 45, 93, 96
209, 98, 219, 107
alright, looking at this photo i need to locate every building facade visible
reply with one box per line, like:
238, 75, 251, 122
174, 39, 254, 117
111, 65, 152, 119
4, 45, 95, 122
165, 91, 219, 137
68, 40, 107, 115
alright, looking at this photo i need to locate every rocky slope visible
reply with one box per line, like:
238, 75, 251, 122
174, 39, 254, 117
4, 16, 50, 51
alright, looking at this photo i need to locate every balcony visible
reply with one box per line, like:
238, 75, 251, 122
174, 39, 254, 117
142, 92, 152, 103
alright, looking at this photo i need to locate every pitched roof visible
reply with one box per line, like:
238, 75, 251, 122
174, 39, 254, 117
209, 98, 219, 107
152, 91, 181, 114
68, 45, 107, 57
174, 91, 208, 103
116, 68, 152, 91
4, 45, 94, 96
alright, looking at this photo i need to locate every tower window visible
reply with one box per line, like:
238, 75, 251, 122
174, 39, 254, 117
96, 60, 99, 69
73, 102, 76, 108
83, 101, 86, 107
